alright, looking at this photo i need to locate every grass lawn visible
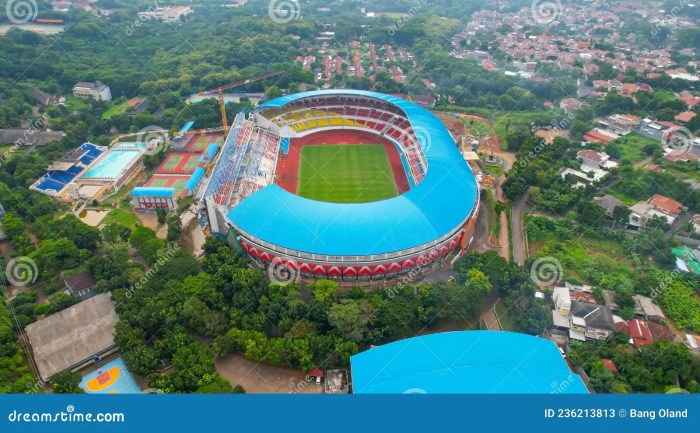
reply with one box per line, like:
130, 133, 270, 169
65, 95, 88, 111
101, 101, 129, 120
528, 230, 636, 285
102, 208, 138, 227
494, 301, 515, 331
604, 188, 638, 206
607, 133, 656, 164
298, 144, 397, 203
462, 118, 491, 137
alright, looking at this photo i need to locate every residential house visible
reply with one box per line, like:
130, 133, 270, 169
636, 118, 675, 143
601, 359, 618, 374
679, 93, 700, 109
137, 6, 192, 22
645, 164, 665, 172
62, 272, 97, 301
692, 214, 700, 233
629, 194, 682, 228
560, 98, 583, 114
674, 111, 697, 124
569, 300, 615, 341
664, 149, 699, 164
551, 286, 572, 335
578, 149, 617, 170
608, 79, 623, 92
648, 194, 683, 222
602, 289, 620, 311
632, 294, 666, 321
583, 129, 617, 144
126, 97, 149, 116
72, 81, 112, 101
553, 286, 571, 315
629, 318, 653, 347
593, 195, 623, 218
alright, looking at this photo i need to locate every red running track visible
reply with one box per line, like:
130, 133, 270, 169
274, 129, 411, 195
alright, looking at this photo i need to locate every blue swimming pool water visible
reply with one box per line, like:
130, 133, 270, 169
79, 357, 141, 394
84, 150, 140, 179
116, 142, 147, 148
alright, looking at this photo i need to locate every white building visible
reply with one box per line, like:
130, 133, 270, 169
72, 81, 111, 101
137, 6, 192, 22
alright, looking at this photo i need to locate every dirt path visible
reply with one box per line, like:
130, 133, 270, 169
480, 299, 502, 331
455, 113, 503, 153
634, 156, 653, 169
215, 353, 324, 394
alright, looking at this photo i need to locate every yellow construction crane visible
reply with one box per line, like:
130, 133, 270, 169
176, 126, 226, 174
198, 71, 285, 130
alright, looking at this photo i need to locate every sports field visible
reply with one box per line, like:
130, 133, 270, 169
297, 144, 397, 203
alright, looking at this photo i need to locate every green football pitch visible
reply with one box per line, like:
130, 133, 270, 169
297, 144, 397, 203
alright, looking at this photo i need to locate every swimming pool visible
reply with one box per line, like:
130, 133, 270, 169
84, 149, 140, 179
116, 142, 147, 148
79, 357, 141, 394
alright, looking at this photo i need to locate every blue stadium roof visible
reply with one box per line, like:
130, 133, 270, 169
131, 187, 173, 197
351, 331, 589, 394
227, 90, 478, 256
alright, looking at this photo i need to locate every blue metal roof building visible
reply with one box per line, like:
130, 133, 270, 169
227, 90, 478, 257
351, 331, 588, 394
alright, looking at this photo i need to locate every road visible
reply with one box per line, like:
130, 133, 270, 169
511, 189, 530, 265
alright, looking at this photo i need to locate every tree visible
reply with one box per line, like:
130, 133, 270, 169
101, 223, 131, 243
611, 206, 631, 226
577, 201, 606, 226
515, 300, 552, 335
166, 214, 181, 242
156, 208, 167, 225
2, 213, 25, 239
50, 371, 85, 394
327, 300, 372, 343
433, 269, 492, 321
264, 85, 282, 101
645, 214, 670, 232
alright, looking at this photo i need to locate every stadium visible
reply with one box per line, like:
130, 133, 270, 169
204, 90, 479, 282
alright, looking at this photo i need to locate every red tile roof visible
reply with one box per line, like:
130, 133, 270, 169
578, 149, 603, 163
583, 130, 615, 144
674, 111, 697, 123
645, 164, 665, 172
601, 358, 618, 374
649, 194, 682, 215
629, 319, 653, 347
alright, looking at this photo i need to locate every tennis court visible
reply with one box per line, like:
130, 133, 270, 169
156, 153, 200, 174
145, 174, 189, 196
